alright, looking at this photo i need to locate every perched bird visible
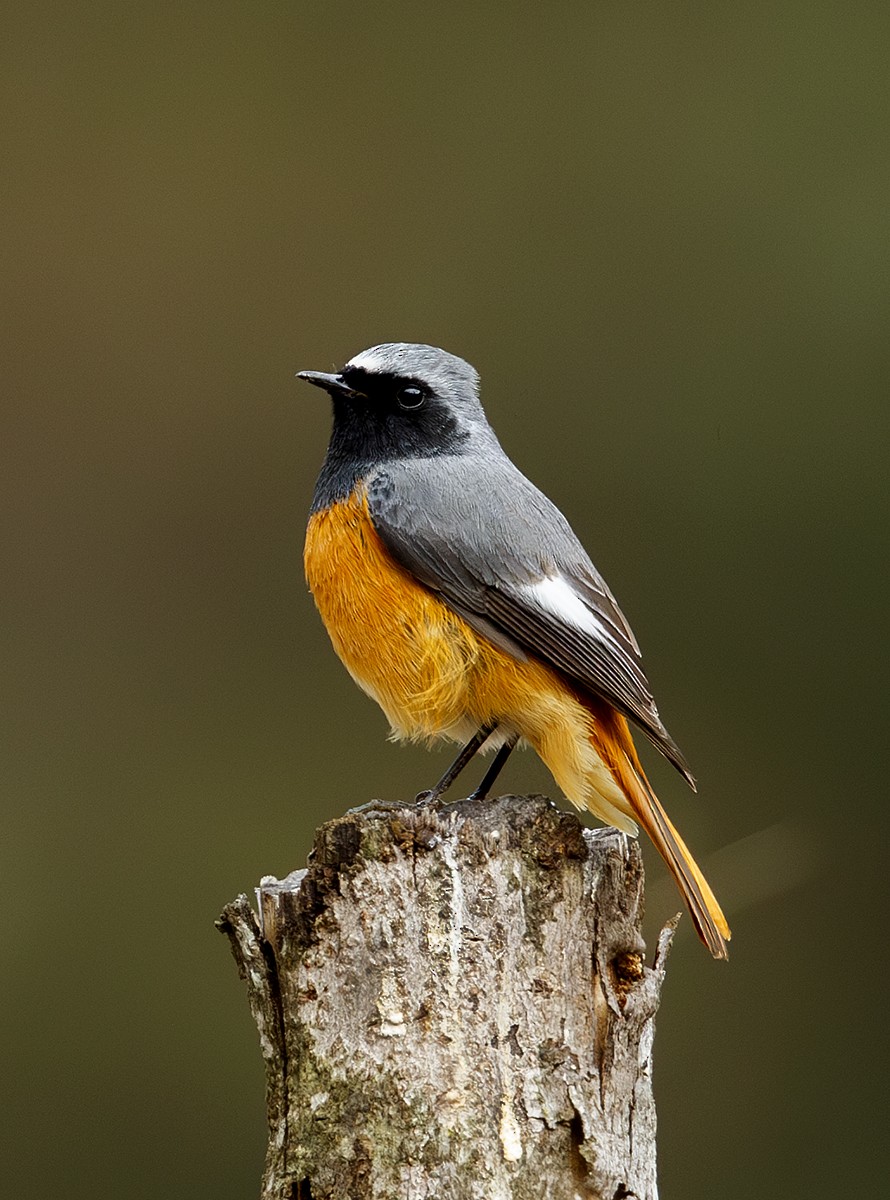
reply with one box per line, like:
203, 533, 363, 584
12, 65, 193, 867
299, 343, 730, 959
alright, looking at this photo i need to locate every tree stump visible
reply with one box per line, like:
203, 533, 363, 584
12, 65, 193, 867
217, 793, 676, 1200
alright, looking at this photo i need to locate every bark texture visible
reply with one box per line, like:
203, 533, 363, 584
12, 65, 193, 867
218, 793, 675, 1200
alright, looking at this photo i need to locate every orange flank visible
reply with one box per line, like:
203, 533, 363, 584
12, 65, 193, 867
305, 485, 730, 959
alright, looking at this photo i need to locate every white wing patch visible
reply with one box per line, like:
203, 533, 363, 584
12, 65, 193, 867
521, 575, 622, 649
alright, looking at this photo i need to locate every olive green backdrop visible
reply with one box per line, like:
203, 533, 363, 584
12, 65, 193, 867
3, 3, 887, 1196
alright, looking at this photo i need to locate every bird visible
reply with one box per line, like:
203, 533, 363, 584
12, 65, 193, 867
298, 343, 730, 959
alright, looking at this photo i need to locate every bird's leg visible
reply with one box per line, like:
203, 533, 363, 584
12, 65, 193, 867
468, 733, 518, 801
415, 723, 498, 805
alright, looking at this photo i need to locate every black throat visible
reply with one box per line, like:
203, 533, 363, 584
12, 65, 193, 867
310, 382, 471, 512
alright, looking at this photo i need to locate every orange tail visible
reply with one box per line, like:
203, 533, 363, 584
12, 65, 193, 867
591, 707, 731, 960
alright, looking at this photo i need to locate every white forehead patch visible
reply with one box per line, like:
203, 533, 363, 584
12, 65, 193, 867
346, 347, 394, 374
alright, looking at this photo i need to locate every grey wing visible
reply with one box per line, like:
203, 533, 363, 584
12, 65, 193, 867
366, 457, 694, 787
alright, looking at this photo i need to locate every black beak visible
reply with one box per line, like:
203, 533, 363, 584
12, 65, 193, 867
296, 370, 358, 399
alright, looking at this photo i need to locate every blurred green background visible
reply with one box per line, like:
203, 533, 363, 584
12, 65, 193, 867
2, 2, 887, 1196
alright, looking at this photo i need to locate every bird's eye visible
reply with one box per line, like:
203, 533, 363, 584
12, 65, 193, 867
397, 385, 425, 410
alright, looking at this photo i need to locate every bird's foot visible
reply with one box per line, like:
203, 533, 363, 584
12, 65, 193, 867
413, 788, 444, 808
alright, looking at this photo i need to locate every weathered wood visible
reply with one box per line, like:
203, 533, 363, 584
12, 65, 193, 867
218, 793, 676, 1200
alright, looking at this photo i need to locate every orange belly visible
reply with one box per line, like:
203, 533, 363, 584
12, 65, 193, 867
303, 487, 637, 830
305, 486, 496, 744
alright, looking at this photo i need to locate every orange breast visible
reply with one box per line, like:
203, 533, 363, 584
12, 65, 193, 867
304, 487, 485, 741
